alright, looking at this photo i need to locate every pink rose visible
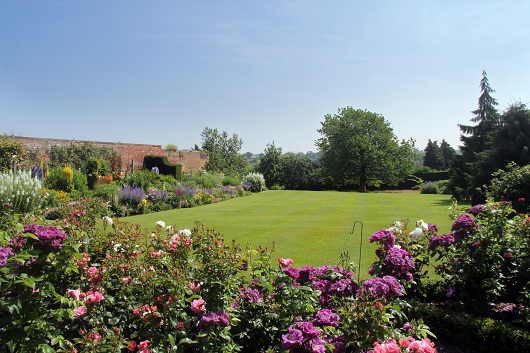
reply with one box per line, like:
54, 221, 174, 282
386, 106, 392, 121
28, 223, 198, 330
189, 281, 203, 292
138, 340, 150, 353
73, 306, 88, 318
88, 332, 101, 341
127, 340, 137, 351
191, 299, 206, 313
84, 291, 104, 306
278, 258, 294, 268
67, 289, 82, 300
87, 266, 99, 277
373, 339, 401, 353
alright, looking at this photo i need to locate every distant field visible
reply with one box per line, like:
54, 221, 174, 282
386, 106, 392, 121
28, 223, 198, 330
125, 190, 464, 277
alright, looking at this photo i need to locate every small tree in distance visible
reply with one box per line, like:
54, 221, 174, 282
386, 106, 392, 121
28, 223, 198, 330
423, 139, 445, 170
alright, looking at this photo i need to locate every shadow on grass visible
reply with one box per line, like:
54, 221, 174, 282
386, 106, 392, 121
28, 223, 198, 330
431, 198, 471, 208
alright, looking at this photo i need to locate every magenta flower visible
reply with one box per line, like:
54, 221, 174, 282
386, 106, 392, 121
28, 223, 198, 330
428, 234, 455, 251
362, 276, 404, 299
198, 310, 229, 330
383, 246, 415, 281
369, 229, 396, 250
22, 224, 67, 251
281, 326, 304, 349
314, 309, 340, 327
0, 247, 13, 266
451, 214, 477, 240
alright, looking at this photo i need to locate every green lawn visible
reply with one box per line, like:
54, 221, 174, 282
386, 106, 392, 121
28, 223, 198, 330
125, 190, 463, 276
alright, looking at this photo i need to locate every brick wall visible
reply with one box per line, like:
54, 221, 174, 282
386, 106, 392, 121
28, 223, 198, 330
12, 136, 208, 174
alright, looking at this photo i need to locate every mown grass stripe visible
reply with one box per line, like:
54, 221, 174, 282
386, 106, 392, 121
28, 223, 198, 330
126, 190, 461, 275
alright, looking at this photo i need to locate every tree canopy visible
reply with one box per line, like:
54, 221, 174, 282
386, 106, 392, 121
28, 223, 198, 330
201, 127, 247, 177
316, 107, 415, 191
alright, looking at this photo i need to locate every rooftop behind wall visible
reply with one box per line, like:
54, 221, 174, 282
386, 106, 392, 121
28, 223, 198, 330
11, 136, 208, 174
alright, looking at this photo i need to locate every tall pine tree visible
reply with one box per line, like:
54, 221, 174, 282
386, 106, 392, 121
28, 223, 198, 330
449, 71, 500, 203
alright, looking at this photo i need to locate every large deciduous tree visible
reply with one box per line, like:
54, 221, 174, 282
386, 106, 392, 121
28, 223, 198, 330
201, 127, 247, 177
316, 107, 415, 191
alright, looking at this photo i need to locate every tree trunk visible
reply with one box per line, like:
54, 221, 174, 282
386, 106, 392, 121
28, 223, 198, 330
359, 173, 367, 192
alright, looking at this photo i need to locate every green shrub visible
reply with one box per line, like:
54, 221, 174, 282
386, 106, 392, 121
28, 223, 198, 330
93, 182, 121, 211
488, 162, 530, 213
143, 155, 182, 180
45, 167, 88, 194
420, 181, 438, 194
124, 169, 176, 191
186, 170, 223, 189
409, 302, 530, 352
0, 170, 43, 213
83, 157, 110, 190
436, 179, 450, 194
269, 183, 285, 190
221, 175, 241, 186
242, 172, 265, 192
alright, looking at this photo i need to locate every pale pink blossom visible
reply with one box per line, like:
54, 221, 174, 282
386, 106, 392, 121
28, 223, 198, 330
73, 306, 88, 318
67, 289, 82, 300
189, 281, 203, 292
191, 298, 206, 313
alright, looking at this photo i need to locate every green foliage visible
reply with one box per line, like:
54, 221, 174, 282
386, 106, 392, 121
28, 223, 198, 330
0, 170, 44, 213
450, 71, 500, 203
45, 167, 88, 194
201, 127, 248, 177
409, 302, 530, 353
258, 142, 283, 188
430, 201, 530, 318
279, 152, 317, 190
423, 139, 445, 170
0, 135, 38, 173
93, 182, 122, 214
242, 172, 265, 192
269, 183, 285, 190
124, 169, 176, 191
184, 170, 223, 189
316, 107, 415, 191
48, 142, 116, 171
221, 175, 241, 186
488, 162, 530, 214
83, 157, 110, 189
143, 155, 182, 180
419, 182, 439, 194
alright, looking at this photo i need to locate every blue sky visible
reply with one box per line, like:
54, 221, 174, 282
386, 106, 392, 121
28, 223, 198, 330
1, 1, 529, 153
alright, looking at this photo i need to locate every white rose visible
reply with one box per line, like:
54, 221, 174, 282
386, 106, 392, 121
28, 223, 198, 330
410, 227, 423, 239
155, 220, 166, 228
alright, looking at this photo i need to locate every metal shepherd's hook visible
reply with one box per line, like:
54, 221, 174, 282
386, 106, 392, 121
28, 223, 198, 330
350, 220, 364, 283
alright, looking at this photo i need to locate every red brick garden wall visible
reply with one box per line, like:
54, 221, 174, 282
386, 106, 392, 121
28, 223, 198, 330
12, 136, 208, 174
